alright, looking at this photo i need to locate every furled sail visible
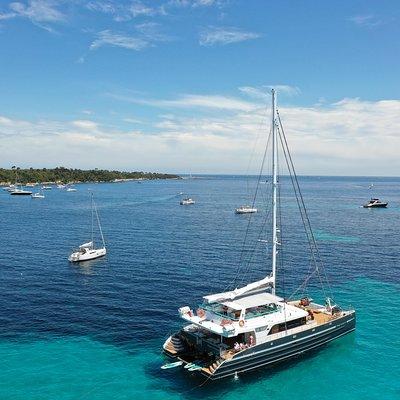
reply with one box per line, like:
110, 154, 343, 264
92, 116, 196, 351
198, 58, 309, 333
79, 241, 93, 249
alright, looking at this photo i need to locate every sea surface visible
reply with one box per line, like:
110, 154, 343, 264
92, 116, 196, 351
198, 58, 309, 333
0, 176, 399, 400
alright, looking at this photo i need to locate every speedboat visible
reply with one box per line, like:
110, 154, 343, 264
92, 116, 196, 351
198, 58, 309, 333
42, 185, 52, 190
235, 205, 258, 214
66, 187, 77, 192
162, 89, 356, 380
68, 194, 107, 262
363, 198, 388, 208
180, 197, 195, 205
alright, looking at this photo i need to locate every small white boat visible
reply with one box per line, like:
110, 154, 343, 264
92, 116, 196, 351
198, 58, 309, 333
161, 361, 183, 370
180, 197, 195, 205
31, 193, 45, 199
57, 184, 66, 189
235, 205, 258, 214
68, 194, 107, 262
42, 186, 52, 190
3, 184, 16, 191
66, 187, 77, 192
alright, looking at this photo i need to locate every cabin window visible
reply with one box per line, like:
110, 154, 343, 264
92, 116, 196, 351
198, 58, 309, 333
268, 317, 306, 335
255, 326, 268, 333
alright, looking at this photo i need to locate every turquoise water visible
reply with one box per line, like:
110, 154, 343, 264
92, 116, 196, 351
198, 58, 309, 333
0, 176, 399, 399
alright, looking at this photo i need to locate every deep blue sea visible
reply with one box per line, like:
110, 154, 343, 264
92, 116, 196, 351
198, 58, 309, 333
0, 176, 399, 400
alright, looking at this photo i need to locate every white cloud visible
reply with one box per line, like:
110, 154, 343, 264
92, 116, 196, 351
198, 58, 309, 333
72, 120, 99, 130
167, 0, 223, 8
90, 30, 150, 51
134, 22, 172, 42
239, 85, 301, 100
109, 93, 259, 111
9, 0, 64, 22
130, 1, 158, 17
349, 14, 382, 28
1, 96, 400, 175
86, 0, 162, 21
199, 26, 260, 46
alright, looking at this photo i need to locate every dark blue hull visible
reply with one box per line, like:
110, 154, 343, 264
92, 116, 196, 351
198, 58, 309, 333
206, 312, 355, 380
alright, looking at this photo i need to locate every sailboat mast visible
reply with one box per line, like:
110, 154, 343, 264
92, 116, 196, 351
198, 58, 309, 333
91, 193, 94, 248
271, 89, 278, 295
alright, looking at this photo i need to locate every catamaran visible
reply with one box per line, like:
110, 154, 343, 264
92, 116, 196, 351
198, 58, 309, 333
162, 89, 356, 380
68, 194, 106, 262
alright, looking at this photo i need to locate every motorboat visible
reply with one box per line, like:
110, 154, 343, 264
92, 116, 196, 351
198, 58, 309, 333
68, 194, 106, 262
235, 205, 258, 214
42, 185, 52, 190
66, 187, 77, 192
10, 188, 32, 196
180, 197, 195, 205
363, 198, 388, 208
162, 89, 356, 380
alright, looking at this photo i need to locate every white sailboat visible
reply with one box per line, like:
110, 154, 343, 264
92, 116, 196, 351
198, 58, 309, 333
68, 194, 106, 262
31, 186, 45, 199
163, 90, 356, 380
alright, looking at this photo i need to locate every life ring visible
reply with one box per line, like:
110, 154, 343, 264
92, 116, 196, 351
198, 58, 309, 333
239, 319, 245, 327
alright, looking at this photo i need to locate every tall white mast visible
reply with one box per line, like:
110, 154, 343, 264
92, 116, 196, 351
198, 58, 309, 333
271, 89, 278, 295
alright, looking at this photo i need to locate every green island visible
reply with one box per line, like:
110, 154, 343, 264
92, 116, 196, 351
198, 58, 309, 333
0, 167, 180, 185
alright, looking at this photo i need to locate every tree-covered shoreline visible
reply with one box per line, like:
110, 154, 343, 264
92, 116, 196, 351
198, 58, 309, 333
0, 167, 180, 184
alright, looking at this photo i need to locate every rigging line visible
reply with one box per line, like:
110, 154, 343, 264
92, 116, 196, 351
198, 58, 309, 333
93, 197, 106, 248
235, 157, 274, 287
224, 124, 272, 291
237, 173, 274, 286
275, 123, 327, 300
277, 112, 332, 297
236, 202, 271, 288
277, 154, 288, 330
244, 111, 265, 202
91, 193, 94, 247
277, 112, 333, 299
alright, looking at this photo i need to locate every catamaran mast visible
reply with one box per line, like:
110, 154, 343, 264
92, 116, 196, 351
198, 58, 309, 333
271, 89, 278, 295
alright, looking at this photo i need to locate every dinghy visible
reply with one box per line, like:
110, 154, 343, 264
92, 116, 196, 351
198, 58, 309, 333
161, 361, 183, 370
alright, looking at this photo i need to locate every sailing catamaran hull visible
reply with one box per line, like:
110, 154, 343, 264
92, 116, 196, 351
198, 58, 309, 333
205, 312, 355, 380
164, 311, 355, 380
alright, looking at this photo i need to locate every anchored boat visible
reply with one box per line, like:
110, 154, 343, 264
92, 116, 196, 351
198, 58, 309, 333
363, 198, 388, 208
68, 194, 106, 262
180, 197, 195, 205
162, 90, 356, 380
235, 205, 258, 214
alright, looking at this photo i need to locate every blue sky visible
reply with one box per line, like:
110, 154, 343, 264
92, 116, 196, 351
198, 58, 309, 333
0, 0, 399, 175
